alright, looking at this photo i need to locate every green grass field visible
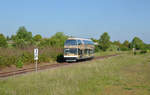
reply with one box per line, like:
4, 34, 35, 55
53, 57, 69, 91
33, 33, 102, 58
94, 51, 123, 56
0, 53, 150, 95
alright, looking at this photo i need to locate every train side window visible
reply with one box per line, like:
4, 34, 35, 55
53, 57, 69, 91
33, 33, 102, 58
83, 40, 94, 45
88, 41, 94, 45
77, 40, 82, 45
83, 40, 87, 45
65, 40, 77, 45
78, 49, 82, 55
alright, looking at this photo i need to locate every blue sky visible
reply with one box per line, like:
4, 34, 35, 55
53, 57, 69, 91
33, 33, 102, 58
0, 0, 150, 43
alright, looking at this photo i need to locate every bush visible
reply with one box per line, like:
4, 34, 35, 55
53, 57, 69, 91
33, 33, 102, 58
120, 46, 129, 51
0, 47, 64, 67
140, 50, 147, 54
56, 54, 64, 63
38, 54, 52, 63
0, 56, 4, 66
0, 56, 17, 67
0, 34, 8, 48
108, 45, 118, 51
21, 52, 34, 64
6, 56, 17, 66
16, 59, 23, 68
94, 45, 100, 52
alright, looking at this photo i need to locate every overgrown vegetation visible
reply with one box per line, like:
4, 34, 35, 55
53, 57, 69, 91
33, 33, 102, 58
0, 47, 63, 67
0, 26, 67, 68
0, 26, 150, 68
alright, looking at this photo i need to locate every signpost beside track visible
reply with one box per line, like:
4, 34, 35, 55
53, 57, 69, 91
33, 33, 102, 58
34, 48, 38, 72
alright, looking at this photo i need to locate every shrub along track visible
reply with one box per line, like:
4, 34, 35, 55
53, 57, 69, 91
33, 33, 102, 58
0, 54, 119, 78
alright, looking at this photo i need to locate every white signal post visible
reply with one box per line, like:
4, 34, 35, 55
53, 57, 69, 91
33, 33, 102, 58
34, 48, 38, 72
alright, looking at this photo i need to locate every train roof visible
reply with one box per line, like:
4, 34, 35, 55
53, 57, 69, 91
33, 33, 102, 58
67, 38, 92, 41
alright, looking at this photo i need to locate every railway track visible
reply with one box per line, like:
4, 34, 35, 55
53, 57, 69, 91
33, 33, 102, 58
0, 54, 119, 78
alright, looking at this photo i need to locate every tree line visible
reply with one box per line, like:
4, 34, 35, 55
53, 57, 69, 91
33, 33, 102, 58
0, 26, 68, 48
91, 32, 150, 52
0, 26, 150, 51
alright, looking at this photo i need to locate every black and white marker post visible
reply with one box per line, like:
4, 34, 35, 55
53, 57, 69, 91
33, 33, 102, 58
34, 48, 38, 72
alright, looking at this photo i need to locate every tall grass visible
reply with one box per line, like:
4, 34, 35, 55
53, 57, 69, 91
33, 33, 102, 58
0, 47, 63, 67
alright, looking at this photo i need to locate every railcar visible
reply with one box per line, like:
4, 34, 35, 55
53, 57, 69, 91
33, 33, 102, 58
64, 38, 94, 62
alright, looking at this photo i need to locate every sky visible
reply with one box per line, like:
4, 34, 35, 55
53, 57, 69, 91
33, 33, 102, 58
0, 0, 150, 43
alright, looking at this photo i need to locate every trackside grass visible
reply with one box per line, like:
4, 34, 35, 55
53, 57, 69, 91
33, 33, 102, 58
0, 53, 150, 95
94, 51, 123, 56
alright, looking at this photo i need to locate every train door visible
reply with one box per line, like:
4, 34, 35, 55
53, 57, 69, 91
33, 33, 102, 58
77, 40, 83, 58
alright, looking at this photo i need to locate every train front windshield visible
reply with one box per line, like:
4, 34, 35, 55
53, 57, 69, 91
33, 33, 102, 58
64, 48, 77, 55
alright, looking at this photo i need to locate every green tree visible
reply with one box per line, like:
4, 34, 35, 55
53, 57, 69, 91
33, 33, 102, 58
91, 38, 98, 42
146, 44, 150, 50
120, 40, 130, 51
16, 26, 32, 41
33, 34, 42, 42
39, 38, 51, 47
13, 26, 33, 48
130, 37, 144, 50
50, 32, 68, 47
113, 41, 121, 48
123, 40, 130, 48
0, 34, 8, 48
39, 32, 68, 48
15, 39, 27, 48
99, 32, 111, 51
10, 35, 16, 40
